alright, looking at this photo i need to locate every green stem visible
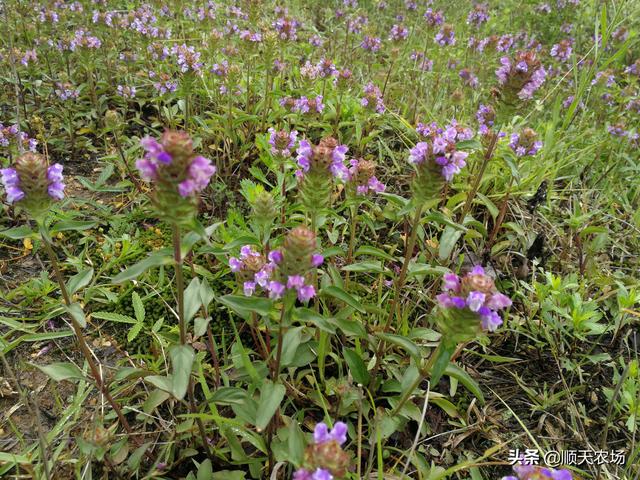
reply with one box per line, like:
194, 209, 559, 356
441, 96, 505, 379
39, 226, 133, 435
345, 203, 359, 289
172, 223, 213, 459
385, 204, 424, 330
459, 132, 499, 222
273, 302, 289, 380
391, 343, 440, 416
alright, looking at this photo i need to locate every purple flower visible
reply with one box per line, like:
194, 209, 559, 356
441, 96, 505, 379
297, 284, 316, 302
389, 24, 409, 41
1, 168, 25, 203
435, 25, 455, 46
311, 254, 324, 267
314, 421, 348, 445
438, 266, 511, 331
243, 281, 256, 296
467, 3, 489, 27
361, 82, 385, 113
268, 128, 298, 157
360, 35, 382, 52
267, 281, 286, 299
509, 128, 542, 157
46, 164, 65, 200
137, 132, 216, 198
287, 275, 306, 290
268, 250, 283, 264
424, 8, 444, 27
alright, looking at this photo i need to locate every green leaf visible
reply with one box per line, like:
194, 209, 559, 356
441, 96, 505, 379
343, 347, 370, 385
132, 292, 145, 323
208, 387, 248, 406
438, 225, 463, 260
111, 254, 173, 283
66, 268, 93, 295
91, 311, 137, 324
430, 343, 456, 384
342, 261, 388, 274
376, 333, 420, 359
294, 308, 337, 334
184, 278, 202, 322
0, 226, 34, 240
127, 322, 144, 343
280, 327, 304, 367
444, 364, 485, 405
170, 345, 195, 400
354, 245, 396, 262
146, 375, 173, 393
321, 286, 366, 313
255, 381, 286, 431
33, 362, 84, 382
64, 303, 86, 328
197, 459, 213, 480
288, 420, 305, 466
50, 220, 98, 233
194, 317, 211, 338
218, 295, 272, 317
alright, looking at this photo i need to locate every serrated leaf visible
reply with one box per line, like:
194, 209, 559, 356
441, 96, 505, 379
132, 292, 145, 323
91, 311, 137, 324
127, 322, 144, 342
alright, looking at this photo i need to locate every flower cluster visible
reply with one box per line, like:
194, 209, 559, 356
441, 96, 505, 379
171, 44, 203, 74
69, 29, 102, 50
348, 159, 385, 195
136, 130, 216, 198
293, 422, 350, 480
424, 8, 444, 27
476, 104, 496, 134
232, 227, 323, 302
296, 137, 349, 181
502, 464, 572, 480
389, 24, 408, 41
435, 24, 455, 46
268, 128, 298, 157
437, 265, 512, 332
280, 95, 325, 114
550, 39, 573, 62
1, 153, 65, 206
496, 50, 547, 100
54, 83, 80, 101
360, 82, 385, 113
409, 121, 473, 181
117, 85, 136, 99
509, 128, 542, 157
0, 124, 37, 151
459, 68, 479, 88
467, 3, 489, 27
360, 36, 382, 52
273, 16, 300, 40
